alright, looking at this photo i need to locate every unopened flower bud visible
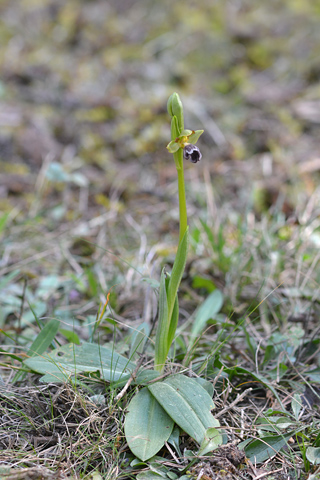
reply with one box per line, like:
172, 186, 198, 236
167, 92, 184, 132
167, 93, 183, 119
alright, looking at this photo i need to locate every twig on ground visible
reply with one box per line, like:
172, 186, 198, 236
253, 467, 283, 479
165, 441, 181, 464
215, 388, 253, 419
114, 354, 145, 402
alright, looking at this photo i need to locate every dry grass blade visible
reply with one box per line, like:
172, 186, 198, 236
0, 383, 123, 477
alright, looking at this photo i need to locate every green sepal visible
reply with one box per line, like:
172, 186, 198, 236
166, 141, 180, 153
188, 130, 204, 144
180, 129, 193, 136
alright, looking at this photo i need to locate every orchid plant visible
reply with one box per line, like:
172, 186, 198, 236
154, 93, 203, 372
122, 96, 222, 463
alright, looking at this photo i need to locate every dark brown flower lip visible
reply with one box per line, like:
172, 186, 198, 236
183, 144, 202, 163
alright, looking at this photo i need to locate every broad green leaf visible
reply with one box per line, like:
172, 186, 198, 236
137, 462, 178, 480
154, 268, 169, 371
27, 319, 60, 357
38, 372, 71, 383
305, 368, 320, 383
244, 433, 293, 463
137, 473, 165, 480
110, 369, 160, 389
36, 275, 62, 298
291, 394, 302, 420
306, 447, 320, 465
166, 473, 178, 480
149, 461, 176, 479
132, 369, 160, 385
256, 416, 295, 432
315, 431, 320, 447
125, 388, 174, 461
24, 342, 136, 383
167, 229, 188, 320
148, 374, 221, 445
130, 459, 146, 467
59, 328, 80, 345
189, 289, 223, 345
194, 377, 214, 397
192, 275, 215, 292
199, 427, 222, 455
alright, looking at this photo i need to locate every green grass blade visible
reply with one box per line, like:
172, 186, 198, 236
27, 319, 60, 357
0, 212, 9, 234
189, 289, 223, 347
129, 322, 150, 360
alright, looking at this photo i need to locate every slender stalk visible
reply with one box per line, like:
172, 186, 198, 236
175, 150, 188, 245
168, 92, 188, 245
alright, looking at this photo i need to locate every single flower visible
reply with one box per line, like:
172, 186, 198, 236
166, 129, 204, 160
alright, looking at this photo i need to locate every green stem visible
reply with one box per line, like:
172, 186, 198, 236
168, 93, 188, 245
175, 149, 188, 245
